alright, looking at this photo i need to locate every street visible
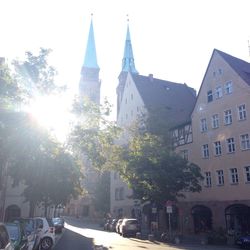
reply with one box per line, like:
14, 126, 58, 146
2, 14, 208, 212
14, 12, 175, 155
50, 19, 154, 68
54, 218, 237, 250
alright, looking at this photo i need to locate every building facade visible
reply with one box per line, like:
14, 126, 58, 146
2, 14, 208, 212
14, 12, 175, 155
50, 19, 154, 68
110, 23, 196, 224
174, 49, 250, 235
111, 23, 250, 236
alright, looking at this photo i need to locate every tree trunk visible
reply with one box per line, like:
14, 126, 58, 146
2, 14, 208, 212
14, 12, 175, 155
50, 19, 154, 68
29, 201, 35, 217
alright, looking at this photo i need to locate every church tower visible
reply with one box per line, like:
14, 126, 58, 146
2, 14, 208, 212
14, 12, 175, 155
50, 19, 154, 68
116, 20, 138, 116
79, 16, 101, 105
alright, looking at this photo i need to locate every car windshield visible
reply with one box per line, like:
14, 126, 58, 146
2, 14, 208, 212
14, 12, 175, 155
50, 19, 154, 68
6, 224, 20, 241
126, 220, 138, 225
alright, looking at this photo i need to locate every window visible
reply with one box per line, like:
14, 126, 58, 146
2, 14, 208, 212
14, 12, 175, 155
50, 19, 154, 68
205, 171, 212, 187
180, 149, 188, 160
229, 168, 238, 184
216, 170, 224, 185
131, 110, 133, 117
125, 98, 127, 104
115, 188, 119, 200
214, 141, 222, 156
126, 113, 128, 120
238, 104, 247, 121
131, 93, 133, 100
114, 172, 118, 180
218, 68, 223, 75
225, 81, 233, 94
207, 90, 213, 102
224, 110, 232, 125
240, 134, 250, 150
202, 144, 209, 158
119, 187, 124, 200
226, 138, 235, 153
244, 166, 250, 182
200, 118, 207, 132
212, 114, 219, 129
215, 86, 222, 99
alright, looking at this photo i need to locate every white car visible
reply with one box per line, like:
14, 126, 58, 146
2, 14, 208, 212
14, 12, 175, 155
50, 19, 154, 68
0, 223, 14, 250
34, 217, 55, 250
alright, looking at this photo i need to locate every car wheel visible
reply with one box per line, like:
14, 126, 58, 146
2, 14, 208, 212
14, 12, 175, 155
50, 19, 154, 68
40, 237, 53, 250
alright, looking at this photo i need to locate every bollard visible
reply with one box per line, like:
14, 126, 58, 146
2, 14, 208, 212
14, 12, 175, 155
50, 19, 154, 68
148, 234, 154, 241
136, 232, 141, 239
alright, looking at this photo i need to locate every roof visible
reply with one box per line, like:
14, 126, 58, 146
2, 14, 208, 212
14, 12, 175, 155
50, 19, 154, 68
215, 49, 250, 86
121, 24, 138, 74
131, 74, 196, 128
83, 19, 99, 69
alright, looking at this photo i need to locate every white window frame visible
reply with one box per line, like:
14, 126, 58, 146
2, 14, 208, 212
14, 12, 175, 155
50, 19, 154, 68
224, 109, 232, 125
216, 170, 224, 185
215, 86, 222, 99
240, 134, 250, 150
207, 90, 213, 102
202, 144, 209, 158
180, 149, 188, 160
212, 114, 219, 129
200, 118, 207, 132
229, 168, 238, 184
205, 171, 212, 187
244, 166, 250, 183
225, 81, 233, 94
238, 104, 247, 121
226, 137, 235, 153
214, 141, 222, 156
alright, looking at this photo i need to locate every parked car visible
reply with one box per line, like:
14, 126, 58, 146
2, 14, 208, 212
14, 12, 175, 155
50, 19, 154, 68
120, 218, 140, 237
236, 234, 250, 249
5, 222, 28, 250
51, 218, 64, 234
115, 219, 123, 234
10, 218, 39, 250
34, 217, 55, 250
0, 223, 14, 250
109, 219, 118, 232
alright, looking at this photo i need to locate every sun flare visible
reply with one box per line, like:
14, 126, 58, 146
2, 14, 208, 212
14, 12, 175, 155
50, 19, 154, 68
28, 95, 72, 141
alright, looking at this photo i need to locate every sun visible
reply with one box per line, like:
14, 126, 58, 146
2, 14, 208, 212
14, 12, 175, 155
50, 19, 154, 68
28, 94, 72, 141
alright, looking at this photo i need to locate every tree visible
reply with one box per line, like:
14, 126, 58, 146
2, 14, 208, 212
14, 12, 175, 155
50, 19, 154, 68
0, 48, 82, 217
113, 132, 203, 205
12, 48, 64, 102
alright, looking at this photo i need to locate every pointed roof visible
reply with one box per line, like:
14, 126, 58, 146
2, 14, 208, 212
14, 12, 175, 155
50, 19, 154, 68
83, 17, 99, 69
121, 23, 138, 74
215, 49, 250, 86
130, 74, 196, 127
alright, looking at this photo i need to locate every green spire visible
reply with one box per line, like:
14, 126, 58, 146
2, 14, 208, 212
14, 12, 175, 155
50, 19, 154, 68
83, 16, 99, 69
121, 20, 138, 74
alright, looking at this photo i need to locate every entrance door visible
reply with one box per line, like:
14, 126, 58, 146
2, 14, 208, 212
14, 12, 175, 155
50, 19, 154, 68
192, 205, 212, 233
225, 204, 250, 236
4, 205, 21, 222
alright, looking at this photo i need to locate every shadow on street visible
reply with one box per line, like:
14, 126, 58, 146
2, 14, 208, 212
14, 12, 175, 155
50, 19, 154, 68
54, 228, 95, 250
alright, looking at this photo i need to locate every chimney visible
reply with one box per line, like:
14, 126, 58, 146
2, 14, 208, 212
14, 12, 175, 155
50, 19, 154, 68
148, 73, 153, 82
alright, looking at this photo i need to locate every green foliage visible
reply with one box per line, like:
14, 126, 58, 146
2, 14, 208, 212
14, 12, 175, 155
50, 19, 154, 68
1, 112, 83, 212
0, 49, 82, 217
0, 59, 21, 109
69, 97, 121, 171
12, 48, 65, 102
113, 132, 203, 204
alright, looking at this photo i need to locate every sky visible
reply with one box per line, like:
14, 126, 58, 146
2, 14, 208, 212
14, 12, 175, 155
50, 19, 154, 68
1, 0, 250, 137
